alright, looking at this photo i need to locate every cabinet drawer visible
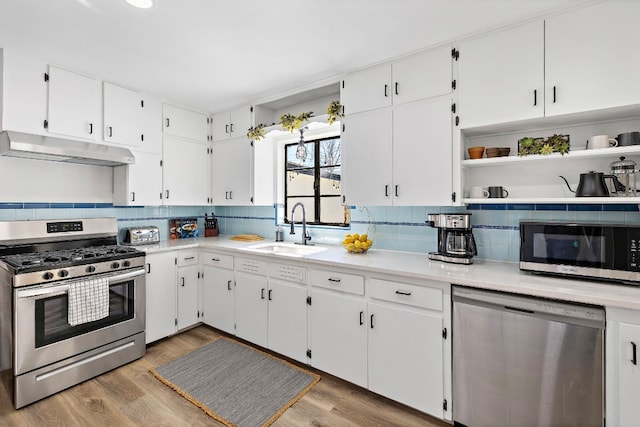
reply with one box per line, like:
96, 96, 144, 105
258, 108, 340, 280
176, 250, 199, 267
270, 263, 306, 284
202, 252, 233, 269
370, 278, 442, 311
236, 257, 268, 276
308, 268, 364, 295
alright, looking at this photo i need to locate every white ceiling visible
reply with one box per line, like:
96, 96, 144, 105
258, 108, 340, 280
0, 0, 590, 113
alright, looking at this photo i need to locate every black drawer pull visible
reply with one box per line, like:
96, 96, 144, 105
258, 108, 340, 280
328, 277, 341, 283
211, 258, 220, 262
395, 290, 412, 296
632, 341, 637, 365
184, 256, 195, 260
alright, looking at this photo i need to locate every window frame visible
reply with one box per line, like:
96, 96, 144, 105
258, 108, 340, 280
284, 135, 348, 227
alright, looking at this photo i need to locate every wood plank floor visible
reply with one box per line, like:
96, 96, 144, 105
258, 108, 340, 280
0, 326, 449, 426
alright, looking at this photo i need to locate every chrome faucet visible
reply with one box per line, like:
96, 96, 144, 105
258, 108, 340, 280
290, 202, 311, 245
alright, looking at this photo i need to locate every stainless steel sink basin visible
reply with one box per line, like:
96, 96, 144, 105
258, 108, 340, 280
243, 242, 327, 258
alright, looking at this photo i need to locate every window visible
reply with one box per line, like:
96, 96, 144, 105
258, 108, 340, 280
284, 136, 349, 227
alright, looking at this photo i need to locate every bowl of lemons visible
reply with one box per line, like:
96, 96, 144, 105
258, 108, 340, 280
342, 233, 373, 253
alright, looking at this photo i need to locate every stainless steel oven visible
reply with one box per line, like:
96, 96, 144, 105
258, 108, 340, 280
0, 218, 146, 408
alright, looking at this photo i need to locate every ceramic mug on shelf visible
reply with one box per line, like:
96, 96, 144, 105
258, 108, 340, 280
488, 186, 509, 198
586, 135, 618, 149
469, 186, 489, 198
617, 132, 640, 147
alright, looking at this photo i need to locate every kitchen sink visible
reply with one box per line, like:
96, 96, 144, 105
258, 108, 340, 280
242, 242, 327, 258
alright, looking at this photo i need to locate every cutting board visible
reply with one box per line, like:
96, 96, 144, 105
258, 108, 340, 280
230, 234, 264, 242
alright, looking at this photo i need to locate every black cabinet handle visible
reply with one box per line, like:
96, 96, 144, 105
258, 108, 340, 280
131, 192, 135, 202
225, 124, 229, 134
165, 190, 170, 199
533, 89, 537, 106
184, 256, 195, 260
395, 290, 412, 296
211, 258, 220, 262
385, 185, 389, 197
181, 277, 185, 287
553, 86, 557, 103
229, 191, 233, 200
395, 185, 399, 197
89, 123, 93, 135
261, 288, 265, 299
632, 341, 637, 365
230, 123, 234, 133
370, 314, 375, 329
268, 289, 272, 301
108, 126, 113, 137
384, 84, 388, 97
166, 118, 170, 127
359, 311, 364, 326
328, 277, 341, 283
146, 263, 151, 274
394, 82, 399, 95
227, 280, 232, 291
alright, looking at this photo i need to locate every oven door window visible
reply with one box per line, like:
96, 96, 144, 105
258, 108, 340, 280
34, 280, 135, 348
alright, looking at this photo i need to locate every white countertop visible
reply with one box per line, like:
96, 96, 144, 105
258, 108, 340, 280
136, 235, 640, 311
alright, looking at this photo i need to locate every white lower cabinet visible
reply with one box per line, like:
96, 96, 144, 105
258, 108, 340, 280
368, 301, 444, 417
606, 308, 640, 426
310, 288, 367, 387
201, 252, 235, 334
234, 259, 269, 348
176, 251, 199, 330
267, 278, 308, 364
145, 250, 177, 344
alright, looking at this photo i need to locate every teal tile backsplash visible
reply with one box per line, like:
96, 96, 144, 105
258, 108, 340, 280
1, 202, 638, 263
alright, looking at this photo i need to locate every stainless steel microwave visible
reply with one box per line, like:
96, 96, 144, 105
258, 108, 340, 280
520, 221, 640, 285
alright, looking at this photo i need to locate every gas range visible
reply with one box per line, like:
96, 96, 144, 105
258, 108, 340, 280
1, 244, 145, 287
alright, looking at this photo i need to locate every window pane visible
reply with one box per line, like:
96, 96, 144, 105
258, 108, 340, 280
287, 197, 316, 223
320, 197, 347, 224
320, 166, 341, 195
286, 169, 314, 196
319, 138, 340, 167
286, 142, 315, 170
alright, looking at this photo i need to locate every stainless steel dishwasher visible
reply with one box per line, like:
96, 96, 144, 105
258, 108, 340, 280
452, 286, 604, 427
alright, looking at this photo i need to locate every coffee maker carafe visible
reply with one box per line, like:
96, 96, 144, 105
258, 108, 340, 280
427, 213, 477, 264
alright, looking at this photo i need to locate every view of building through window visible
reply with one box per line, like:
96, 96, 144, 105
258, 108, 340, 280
284, 136, 349, 227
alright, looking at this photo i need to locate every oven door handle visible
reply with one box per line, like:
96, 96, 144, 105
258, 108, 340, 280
16, 269, 146, 299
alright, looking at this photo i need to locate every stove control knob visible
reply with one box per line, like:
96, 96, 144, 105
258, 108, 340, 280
42, 272, 54, 280
58, 270, 69, 278
111, 262, 120, 269
122, 260, 131, 268
86, 265, 96, 273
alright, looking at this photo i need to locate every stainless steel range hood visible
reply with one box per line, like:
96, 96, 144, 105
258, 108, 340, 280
0, 131, 135, 166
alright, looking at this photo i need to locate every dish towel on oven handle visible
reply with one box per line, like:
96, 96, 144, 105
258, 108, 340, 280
68, 277, 110, 326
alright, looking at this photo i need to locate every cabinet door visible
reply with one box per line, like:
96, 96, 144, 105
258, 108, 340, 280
212, 111, 231, 142
368, 302, 444, 418
393, 97, 452, 206
234, 272, 268, 348
392, 47, 452, 105
341, 63, 392, 115
177, 264, 199, 330
163, 104, 209, 142
545, 2, 640, 117
229, 106, 252, 140
103, 82, 142, 147
162, 136, 210, 206
458, 21, 544, 128
211, 138, 252, 205
139, 96, 163, 154
618, 322, 640, 425
267, 279, 308, 364
310, 288, 367, 387
202, 265, 235, 334
113, 151, 163, 206
47, 65, 98, 139
145, 251, 177, 344
341, 109, 393, 206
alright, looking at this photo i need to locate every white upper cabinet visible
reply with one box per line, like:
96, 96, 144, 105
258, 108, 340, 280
162, 103, 209, 142
458, 21, 544, 128
162, 136, 210, 205
46, 65, 99, 139
211, 138, 253, 205
212, 105, 253, 142
545, 1, 640, 117
113, 150, 163, 206
103, 82, 143, 147
341, 47, 453, 115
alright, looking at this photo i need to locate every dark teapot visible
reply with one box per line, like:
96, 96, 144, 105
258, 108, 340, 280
559, 171, 624, 197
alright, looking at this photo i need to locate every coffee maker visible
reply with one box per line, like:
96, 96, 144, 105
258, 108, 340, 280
427, 213, 477, 264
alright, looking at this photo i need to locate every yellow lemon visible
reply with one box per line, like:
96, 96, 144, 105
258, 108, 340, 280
359, 234, 368, 242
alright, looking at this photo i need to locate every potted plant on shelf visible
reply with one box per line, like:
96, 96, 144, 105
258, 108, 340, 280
518, 134, 570, 156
